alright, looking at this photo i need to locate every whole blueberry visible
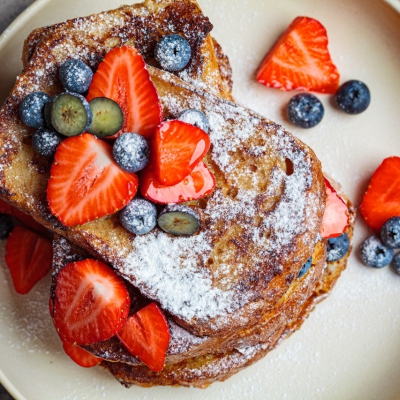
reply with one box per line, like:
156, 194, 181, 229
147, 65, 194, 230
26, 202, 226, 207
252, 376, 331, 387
0, 214, 13, 240
335, 80, 370, 114
178, 109, 209, 133
120, 198, 157, 235
327, 233, 350, 262
287, 93, 324, 129
298, 257, 312, 278
392, 253, 400, 276
380, 217, 400, 249
360, 235, 393, 268
113, 133, 149, 173
155, 34, 192, 72
59, 60, 93, 93
32, 128, 63, 157
20, 92, 51, 129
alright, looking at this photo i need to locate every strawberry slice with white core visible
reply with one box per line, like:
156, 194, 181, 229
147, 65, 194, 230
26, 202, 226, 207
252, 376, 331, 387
87, 46, 163, 139
320, 178, 350, 239
47, 133, 138, 226
53, 259, 130, 345
62, 340, 102, 368
117, 302, 170, 373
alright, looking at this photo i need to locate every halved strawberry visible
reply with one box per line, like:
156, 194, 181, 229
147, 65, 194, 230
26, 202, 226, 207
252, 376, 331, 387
151, 120, 211, 186
320, 178, 350, 239
62, 340, 102, 368
117, 302, 170, 373
5, 226, 52, 295
256, 16, 340, 94
53, 259, 130, 345
0, 199, 47, 234
360, 157, 400, 231
140, 161, 216, 204
47, 133, 138, 226
87, 46, 163, 139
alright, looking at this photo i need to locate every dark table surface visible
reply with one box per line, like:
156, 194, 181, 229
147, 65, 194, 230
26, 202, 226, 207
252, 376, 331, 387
0, 0, 36, 397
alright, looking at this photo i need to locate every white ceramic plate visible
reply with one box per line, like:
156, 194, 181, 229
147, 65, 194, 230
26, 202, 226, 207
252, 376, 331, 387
1, 0, 400, 399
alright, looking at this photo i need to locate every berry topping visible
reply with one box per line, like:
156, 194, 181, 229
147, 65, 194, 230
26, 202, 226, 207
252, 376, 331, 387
32, 128, 63, 157
140, 161, 216, 204
154, 34, 192, 72
88, 97, 124, 138
393, 253, 400, 275
286, 93, 324, 129
335, 80, 370, 114
360, 235, 393, 268
47, 133, 138, 226
178, 109, 209, 133
0, 214, 13, 240
5, 226, 52, 295
256, 16, 340, 94
327, 233, 350, 262
19, 91, 51, 128
113, 133, 149, 173
360, 157, 400, 231
320, 178, 350, 239
298, 257, 312, 278
59, 59, 93, 94
158, 204, 200, 236
53, 259, 130, 345
62, 341, 102, 368
151, 120, 211, 186
117, 302, 170, 373
50, 92, 92, 137
120, 198, 157, 236
380, 217, 400, 249
87, 46, 162, 139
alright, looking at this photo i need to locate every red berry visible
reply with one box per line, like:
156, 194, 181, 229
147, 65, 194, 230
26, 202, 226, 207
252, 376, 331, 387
5, 226, 52, 294
140, 161, 216, 204
87, 46, 162, 139
257, 16, 340, 94
53, 259, 130, 345
62, 340, 102, 368
117, 303, 170, 373
47, 133, 138, 226
151, 120, 211, 186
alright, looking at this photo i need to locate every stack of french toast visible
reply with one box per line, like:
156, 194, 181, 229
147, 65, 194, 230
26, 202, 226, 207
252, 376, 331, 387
0, 0, 355, 388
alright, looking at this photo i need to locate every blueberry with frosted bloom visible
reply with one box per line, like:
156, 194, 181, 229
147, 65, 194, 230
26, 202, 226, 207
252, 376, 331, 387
155, 34, 191, 72
20, 91, 51, 129
113, 133, 149, 173
59, 59, 93, 93
360, 235, 393, 268
120, 198, 157, 236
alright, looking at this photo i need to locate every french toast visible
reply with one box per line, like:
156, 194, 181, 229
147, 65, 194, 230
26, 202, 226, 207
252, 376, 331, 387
0, 0, 326, 339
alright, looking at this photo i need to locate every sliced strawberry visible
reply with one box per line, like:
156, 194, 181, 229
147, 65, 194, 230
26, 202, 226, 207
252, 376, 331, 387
47, 133, 138, 226
117, 303, 170, 373
87, 46, 162, 139
320, 178, 350, 239
0, 198, 47, 234
256, 16, 340, 94
140, 161, 216, 204
5, 226, 52, 295
151, 120, 211, 186
360, 157, 400, 231
62, 340, 102, 368
53, 259, 130, 345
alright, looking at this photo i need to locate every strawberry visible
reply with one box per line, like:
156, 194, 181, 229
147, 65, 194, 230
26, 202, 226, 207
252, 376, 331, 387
117, 303, 170, 373
5, 226, 52, 294
47, 133, 138, 226
62, 340, 102, 368
0, 198, 47, 234
87, 46, 163, 139
140, 161, 216, 204
151, 120, 211, 186
256, 16, 340, 94
360, 157, 400, 231
320, 178, 349, 239
53, 259, 130, 345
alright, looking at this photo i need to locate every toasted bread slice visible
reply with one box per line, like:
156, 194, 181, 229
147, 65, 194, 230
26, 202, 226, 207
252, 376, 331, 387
0, 2, 326, 337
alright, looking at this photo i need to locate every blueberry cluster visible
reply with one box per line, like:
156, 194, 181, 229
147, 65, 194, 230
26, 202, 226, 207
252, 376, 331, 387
360, 217, 400, 273
286, 80, 370, 129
